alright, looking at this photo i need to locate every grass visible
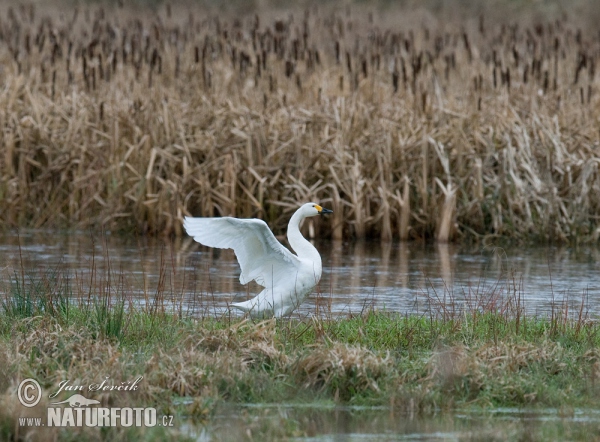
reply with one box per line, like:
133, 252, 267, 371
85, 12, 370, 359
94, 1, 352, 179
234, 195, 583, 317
0, 0, 599, 242
2, 308, 600, 439
1, 256, 600, 440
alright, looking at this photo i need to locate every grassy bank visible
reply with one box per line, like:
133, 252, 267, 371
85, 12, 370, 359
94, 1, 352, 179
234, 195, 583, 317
1, 273, 600, 440
0, 1, 599, 241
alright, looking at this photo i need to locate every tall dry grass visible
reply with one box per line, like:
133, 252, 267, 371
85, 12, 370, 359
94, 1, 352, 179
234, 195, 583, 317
0, 1, 599, 242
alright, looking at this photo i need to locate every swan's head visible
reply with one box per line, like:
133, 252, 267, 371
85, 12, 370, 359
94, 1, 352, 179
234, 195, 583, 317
301, 202, 334, 217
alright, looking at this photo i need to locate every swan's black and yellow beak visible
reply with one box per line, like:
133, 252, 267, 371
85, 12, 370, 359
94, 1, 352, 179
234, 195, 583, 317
315, 205, 333, 215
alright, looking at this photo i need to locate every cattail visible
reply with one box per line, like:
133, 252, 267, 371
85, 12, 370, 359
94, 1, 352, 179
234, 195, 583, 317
51, 70, 56, 99
534, 59, 542, 80
231, 46, 237, 67
444, 56, 450, 80
98, 53, 104, 80
37, 33, 45, 52
240, 50, 250, 74
285, 60, 294, 77
134, 58, 141, 80
306, 49, 313, 70
82, 54, 89, 90
574, 52, 586, 84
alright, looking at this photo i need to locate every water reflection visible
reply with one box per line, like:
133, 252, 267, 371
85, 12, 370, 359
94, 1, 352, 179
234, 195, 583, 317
1, 230, 599, 318
188, 404, 600, 441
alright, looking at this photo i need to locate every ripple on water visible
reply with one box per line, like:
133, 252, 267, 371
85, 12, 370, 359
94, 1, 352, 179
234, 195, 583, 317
1, 230, 600, 318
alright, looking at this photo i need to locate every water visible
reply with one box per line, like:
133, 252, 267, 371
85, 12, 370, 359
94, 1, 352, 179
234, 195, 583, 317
3, 230, 600, 440
1, 230, 600, 318
185, 403, 600, 441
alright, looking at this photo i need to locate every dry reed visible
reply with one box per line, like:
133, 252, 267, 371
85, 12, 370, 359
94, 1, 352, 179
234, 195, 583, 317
0, 1, 599, 242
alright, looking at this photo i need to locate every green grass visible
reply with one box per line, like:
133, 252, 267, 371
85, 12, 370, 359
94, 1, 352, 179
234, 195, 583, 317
1, 262, 599, 440
2, 304, 600, 405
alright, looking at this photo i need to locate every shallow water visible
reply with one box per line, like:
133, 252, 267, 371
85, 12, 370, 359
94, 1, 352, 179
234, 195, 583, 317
185, 403, 600, 441
3, 230, 600, 439
1, 230, 600, 318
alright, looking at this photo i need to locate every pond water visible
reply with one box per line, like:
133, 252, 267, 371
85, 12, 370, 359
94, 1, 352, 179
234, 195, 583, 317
3, 230, 600, 440
1, 230, 600, 319
187, 403, 600, 441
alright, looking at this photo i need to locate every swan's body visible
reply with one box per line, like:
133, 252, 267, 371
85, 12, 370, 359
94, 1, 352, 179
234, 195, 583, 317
183, 203, 332, 318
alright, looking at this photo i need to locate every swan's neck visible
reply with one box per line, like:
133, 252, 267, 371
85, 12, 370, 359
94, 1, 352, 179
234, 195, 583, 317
287, 210, 321, 264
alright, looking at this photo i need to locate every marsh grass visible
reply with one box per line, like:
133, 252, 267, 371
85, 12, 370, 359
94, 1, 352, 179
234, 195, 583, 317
0, 1, 599, 242
1, 249, 600, 440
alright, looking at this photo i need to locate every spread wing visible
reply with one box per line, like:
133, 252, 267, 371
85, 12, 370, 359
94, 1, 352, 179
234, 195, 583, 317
183, 216, 302, 288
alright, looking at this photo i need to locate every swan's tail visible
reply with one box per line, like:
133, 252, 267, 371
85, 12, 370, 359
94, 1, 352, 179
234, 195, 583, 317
230, 299, 254, 313
230, 296, 276, 319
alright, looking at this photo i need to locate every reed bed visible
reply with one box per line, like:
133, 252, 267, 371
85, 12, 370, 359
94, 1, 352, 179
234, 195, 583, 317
0, 1, 599, 242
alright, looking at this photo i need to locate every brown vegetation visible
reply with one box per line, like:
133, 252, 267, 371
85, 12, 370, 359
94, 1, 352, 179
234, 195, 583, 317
0, 1, 599, 242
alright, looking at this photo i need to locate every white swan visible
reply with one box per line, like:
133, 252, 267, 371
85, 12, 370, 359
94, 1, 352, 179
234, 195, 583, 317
183, 203, 333, 318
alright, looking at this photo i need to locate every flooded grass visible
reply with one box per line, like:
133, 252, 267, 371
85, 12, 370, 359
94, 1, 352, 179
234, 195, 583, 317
1, 259, 600, 440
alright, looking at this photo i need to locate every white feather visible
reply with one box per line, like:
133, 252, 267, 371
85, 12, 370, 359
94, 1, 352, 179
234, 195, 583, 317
183, 203, 331, 318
